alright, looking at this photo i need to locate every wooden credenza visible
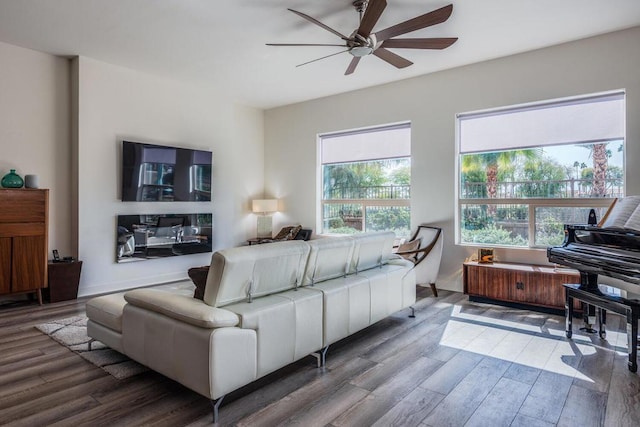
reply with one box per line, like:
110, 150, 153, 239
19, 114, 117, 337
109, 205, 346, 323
463, 261, 580, 313
0, 189, 49, 304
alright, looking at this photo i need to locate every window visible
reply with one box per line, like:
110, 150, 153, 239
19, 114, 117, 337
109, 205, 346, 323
319, 123, 411, 237
456, 90, 625, 248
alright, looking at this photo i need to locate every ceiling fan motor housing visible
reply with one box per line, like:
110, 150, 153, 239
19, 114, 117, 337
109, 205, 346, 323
353, 0, 368, 14
349, 32, 377, 57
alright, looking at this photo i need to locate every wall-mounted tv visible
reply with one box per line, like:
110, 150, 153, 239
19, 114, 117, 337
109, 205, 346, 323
122, 140, 212, 201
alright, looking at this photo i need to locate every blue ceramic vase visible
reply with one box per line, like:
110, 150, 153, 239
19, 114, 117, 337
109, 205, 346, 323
1, 169, 24, 188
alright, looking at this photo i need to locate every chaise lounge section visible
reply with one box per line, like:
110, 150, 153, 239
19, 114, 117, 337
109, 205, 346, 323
86, 231, 415, 423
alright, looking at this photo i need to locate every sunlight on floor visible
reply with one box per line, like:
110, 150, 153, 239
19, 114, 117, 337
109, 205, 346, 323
437, 305, 629, 382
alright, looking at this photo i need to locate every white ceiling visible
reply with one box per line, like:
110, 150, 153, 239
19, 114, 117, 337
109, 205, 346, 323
0, 0, 639, 109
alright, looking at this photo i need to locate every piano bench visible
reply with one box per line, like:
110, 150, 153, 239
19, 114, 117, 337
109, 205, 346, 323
564, 283, 639, 373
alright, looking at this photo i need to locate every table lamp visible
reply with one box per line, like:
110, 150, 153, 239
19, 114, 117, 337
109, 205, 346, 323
252, 199, 278, 238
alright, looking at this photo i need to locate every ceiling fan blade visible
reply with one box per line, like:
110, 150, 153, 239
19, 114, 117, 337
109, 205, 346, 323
373, 47, 413, 69
288, 8, 349, 40
345, 57, 361, 75
296, 49, 350, 68
267, 43, 348, 47
380, 37, 458, 50
358, 0, 387, 38
375, 4, 453, 42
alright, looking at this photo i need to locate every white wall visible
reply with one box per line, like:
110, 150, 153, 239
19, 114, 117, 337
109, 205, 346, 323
75, 57, 264, 296
0, 41, 72, 256
264, 27, 640, 292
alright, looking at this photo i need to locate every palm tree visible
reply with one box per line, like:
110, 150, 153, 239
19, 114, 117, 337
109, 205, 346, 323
462, 149, 540, 199
590, 143, 608, 197
579, 143, 611, 197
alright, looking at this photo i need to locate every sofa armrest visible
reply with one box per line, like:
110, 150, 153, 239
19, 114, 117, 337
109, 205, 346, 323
124, 288, 239, 328
387, 257, 415, 269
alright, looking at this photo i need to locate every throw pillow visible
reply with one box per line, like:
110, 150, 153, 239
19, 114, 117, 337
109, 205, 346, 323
273, 226, 295, 240
397, 239, 421, 262
273, 225, 302, 240
286, 225, 303, 240
188, 266, 209, 300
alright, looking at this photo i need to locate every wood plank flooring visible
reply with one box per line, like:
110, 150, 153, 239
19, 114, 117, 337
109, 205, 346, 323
1, 287, 639, 426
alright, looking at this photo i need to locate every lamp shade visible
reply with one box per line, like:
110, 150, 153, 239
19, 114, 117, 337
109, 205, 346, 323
252, 199, 278, 213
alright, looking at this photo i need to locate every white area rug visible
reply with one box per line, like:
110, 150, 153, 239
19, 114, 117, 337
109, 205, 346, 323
36, 315, 148, 379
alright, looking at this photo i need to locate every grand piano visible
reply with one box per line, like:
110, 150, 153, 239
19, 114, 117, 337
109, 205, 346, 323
548, 197, 640, 372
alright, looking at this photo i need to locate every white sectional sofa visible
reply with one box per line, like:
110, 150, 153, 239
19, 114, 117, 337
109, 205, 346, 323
86, 231, 415, 423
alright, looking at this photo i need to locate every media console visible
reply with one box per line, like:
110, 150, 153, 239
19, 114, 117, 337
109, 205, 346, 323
463, 261, 581, 314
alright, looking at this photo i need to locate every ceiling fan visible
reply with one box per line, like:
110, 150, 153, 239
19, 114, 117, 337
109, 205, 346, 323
267, 0, 458, 75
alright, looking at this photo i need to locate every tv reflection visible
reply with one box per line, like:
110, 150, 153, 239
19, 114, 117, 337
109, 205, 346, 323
117, 213, 212, 262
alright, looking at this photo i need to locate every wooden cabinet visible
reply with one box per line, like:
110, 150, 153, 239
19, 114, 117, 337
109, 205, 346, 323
0, 189, 49, 304
463, 261, 580, 313
46, 261, 82, 303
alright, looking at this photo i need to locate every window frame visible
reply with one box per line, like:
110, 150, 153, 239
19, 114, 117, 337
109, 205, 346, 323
454, 90, 625, 249
317, 122, 411, 236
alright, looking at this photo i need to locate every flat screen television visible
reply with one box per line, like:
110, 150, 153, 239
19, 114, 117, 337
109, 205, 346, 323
121, 140, 212, 201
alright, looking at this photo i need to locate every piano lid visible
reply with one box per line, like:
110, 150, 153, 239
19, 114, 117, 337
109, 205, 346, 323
548, 224, 640, 286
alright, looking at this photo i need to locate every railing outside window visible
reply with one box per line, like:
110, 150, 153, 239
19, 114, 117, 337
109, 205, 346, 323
461, 178, 624, 200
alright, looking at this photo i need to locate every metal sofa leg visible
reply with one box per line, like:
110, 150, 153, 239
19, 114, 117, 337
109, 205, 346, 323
210, 395, 225, 424
430, 283, 438, 297
409, 306, 415, 318
312, 346, 330, 368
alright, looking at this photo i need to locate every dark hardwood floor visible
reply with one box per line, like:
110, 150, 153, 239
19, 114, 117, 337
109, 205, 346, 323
1, 287, 639, 426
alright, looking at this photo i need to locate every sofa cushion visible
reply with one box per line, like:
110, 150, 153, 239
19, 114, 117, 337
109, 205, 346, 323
224, 294, 296, 377
302, 237, 354, 286
85, 292, 127, 333
225, 287, 323, 377
188, 266, 209, 300
204, 240, 311, 307
125, 288, 239, 328
313, 275, 370, 346
349, 231, 395, 274
276, 288, 324, 360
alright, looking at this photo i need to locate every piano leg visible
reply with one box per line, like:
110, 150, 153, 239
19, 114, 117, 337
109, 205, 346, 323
566, 290, 573, 339
597, 307, 606, 339
627, 308, 638, 373
580, 302, 597, 334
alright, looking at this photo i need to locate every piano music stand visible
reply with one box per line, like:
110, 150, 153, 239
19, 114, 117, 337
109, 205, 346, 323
564, 283, 639, 373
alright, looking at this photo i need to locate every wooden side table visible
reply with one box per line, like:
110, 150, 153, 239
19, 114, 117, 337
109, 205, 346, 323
247, 238, 274, 245
45, 260, 83, 303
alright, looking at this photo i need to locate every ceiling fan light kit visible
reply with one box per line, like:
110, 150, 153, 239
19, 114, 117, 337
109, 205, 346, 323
349, 33, 376, 57
267, 0, 458, 75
